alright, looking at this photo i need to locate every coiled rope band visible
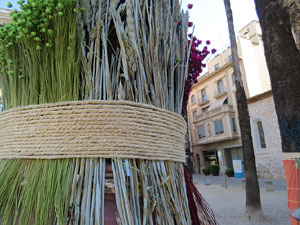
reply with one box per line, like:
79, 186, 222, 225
0, 100, 186, 162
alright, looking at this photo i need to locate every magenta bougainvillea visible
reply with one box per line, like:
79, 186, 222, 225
182, 3, 217, 115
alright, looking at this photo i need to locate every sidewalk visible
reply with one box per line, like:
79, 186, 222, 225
194, 174, 290, 225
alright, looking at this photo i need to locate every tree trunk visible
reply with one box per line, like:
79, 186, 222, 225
255, 0, 300, 153
224, 0, 264, 221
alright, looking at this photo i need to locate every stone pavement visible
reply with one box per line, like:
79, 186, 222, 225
193, 174, 291, 225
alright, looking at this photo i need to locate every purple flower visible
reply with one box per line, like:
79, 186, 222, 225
187, 4, 193, 9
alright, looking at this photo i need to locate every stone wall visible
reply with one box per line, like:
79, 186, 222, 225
248, 92, 285, 178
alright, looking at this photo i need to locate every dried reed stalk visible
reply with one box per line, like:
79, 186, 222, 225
0, 0, 192, 224
73, 0, 192, 223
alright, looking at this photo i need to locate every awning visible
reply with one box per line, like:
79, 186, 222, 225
208, 97, 228, 111
223, 144, 242, 149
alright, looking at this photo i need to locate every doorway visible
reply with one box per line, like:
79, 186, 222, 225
204, 150, 219, 167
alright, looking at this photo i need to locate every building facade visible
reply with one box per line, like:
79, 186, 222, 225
187, 21, 284, 178
0, 8, 10, 26
187, 46, 242, 174
247, 91, 285, 178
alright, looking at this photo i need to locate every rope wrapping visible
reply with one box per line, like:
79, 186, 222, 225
0, 100, 187, 162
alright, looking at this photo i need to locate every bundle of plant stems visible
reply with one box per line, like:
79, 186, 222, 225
0, 0, 199, 224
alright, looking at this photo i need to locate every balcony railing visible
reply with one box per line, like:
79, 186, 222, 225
193, 131, 240, 146
214, 89, 228, 98
198, 98, 209, 106
194, 104, 234, 122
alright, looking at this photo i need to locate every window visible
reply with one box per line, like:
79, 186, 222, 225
202, 106, 209, 113
201, 89, 207, 102
257, 121, 266, 148
228, 55, 232, 62
232, 73, 236, 85
192, 111, 197, 120
214, 120, 224, 134
217, 79, 224, 94
197, 125, 206, 139
214, 64, 220, 71
191, 95, 196, 104
231, 118, 237, 132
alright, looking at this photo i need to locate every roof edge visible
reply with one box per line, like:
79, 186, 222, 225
247, 90, 273, 104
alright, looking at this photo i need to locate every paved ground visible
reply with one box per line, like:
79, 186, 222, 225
194, 174, 291, 225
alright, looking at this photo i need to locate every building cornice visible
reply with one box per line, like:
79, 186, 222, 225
192, 58, 243, 88
247, 90, 273, 104
238, 20, 259, 33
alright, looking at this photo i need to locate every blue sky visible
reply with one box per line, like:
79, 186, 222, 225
1, 0, 258, 52
0, 0, 21, 10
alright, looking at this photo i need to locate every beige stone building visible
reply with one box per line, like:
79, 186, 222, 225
187, 20, 284, 178
187, 45, 242, 174
0, 8, 10, 26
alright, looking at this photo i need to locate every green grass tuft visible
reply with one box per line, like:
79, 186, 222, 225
0, 160, 74, 225
0, 0, 81, 224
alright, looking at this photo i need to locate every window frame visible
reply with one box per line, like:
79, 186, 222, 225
214, 119, 224, 135
231, 117, 237, 133
201, 89, 207, 102
256, 120, 267, 148
197, 125, 206, 139
191, 95, 196, 105
217, 79, 224, 94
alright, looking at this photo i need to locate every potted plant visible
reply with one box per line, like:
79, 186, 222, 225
210, 165, 220, 176
225, 168, 234, 177
202, 167, 211, 176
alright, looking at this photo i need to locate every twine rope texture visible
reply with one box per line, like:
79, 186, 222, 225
0, 100, 187, 162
